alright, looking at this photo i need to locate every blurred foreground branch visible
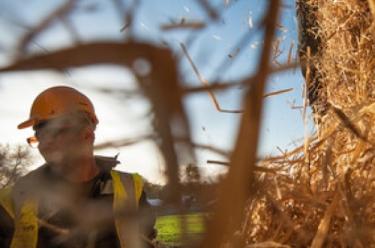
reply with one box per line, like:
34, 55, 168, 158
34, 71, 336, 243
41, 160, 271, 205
202, 1, 281, 246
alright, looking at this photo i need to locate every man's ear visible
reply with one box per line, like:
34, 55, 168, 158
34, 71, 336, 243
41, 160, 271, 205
83, 126, 95, 143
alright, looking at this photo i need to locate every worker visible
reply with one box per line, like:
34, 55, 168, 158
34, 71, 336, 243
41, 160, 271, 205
0, 86, 156, 248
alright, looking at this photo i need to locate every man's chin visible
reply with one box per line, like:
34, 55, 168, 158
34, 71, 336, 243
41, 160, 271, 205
44, 154, 63, 164
44, 151, 85, 165
43, 151, 72, 165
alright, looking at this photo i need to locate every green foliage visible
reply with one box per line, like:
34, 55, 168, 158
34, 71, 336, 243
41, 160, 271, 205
155, 213, 206, 246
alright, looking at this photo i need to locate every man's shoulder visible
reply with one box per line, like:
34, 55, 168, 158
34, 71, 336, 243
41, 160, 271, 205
15, 165, 47, 185
12, 165, 48, 196
94, 155, 143, 181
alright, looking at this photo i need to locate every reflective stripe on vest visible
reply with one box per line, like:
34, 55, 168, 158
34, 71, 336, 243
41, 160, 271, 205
111, 171, 144, 248
0, 186, 15, 219
10, 199, 38, 248
0, 171, 144, 248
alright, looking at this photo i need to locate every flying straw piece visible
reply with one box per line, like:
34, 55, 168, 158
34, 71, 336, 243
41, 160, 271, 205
263, 88, 293, 98
161, 21, 206, 31
287, 41, 294, 64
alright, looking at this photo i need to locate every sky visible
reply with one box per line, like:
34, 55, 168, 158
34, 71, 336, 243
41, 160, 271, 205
0, 0, 315, 184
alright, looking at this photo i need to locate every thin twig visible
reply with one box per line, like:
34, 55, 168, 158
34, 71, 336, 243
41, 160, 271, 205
195, 0, 219, 20
95, 135, 230, 157
184, 61, 299, 94
115, 0, 141, 36
94, 134, 154, 150
3, 152, 22, 188
59, 16, 81, 44
180, 43, 243, 113
16, 0, 77, 56
263, 88, 293, 98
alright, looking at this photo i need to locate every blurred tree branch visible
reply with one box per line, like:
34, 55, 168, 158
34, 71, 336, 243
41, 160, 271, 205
0, 145, 33, 188
0, 0, 298, 246
202, 1, 281, 246
16, 0, 77, 56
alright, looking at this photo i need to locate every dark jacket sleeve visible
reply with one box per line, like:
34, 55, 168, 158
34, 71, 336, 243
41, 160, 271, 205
138, 191, 157, 247
0, 205, 14, 247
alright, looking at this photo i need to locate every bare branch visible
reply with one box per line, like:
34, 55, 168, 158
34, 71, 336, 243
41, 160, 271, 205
180, 43, 243, 113
95, 135, 230, 157
263, 88, 293, 98
195, 0, 219, 20
202, 1, 281, 246
183, 62, 299, 94
114, 0, 141, 36
94, 134, 154, 150
59, 16, 81, 44
16, 0, 77, 55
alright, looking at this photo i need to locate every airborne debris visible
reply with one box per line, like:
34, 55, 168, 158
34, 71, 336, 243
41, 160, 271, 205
212, 34, 222, 40
248, 16, 253, 29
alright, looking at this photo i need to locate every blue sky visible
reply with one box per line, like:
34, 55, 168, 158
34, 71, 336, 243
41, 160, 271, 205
0, 0, 314, 183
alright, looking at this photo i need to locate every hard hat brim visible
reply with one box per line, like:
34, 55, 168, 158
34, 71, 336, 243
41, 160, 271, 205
17, 119, 36, 129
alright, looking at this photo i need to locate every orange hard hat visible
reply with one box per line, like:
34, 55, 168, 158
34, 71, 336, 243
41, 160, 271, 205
18, 86, 99, 129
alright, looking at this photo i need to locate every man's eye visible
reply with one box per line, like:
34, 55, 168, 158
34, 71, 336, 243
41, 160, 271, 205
34, 126, 52, 138
35, 121, 49, 130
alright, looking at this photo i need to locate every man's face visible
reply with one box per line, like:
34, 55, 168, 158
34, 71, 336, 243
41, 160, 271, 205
34, 115, 92, 165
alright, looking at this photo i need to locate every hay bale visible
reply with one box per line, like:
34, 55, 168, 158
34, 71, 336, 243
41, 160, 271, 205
298, 0, 375, 130
297, 0, 328, 125
241, 1, 375, 247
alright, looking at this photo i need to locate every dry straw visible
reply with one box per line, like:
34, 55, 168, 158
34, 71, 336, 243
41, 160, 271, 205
239, 0, 375, 247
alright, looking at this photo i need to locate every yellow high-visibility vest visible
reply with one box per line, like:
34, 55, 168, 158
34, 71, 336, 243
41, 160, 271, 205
0, 171, 144, 248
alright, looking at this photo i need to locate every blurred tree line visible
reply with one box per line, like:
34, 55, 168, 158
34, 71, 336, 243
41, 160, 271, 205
0, 145, 33, 188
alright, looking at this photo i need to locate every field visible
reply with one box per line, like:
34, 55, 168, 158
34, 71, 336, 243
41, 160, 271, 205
155, 213, 206, 247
